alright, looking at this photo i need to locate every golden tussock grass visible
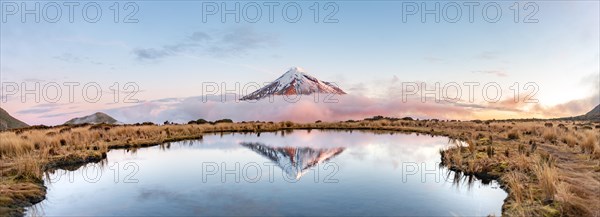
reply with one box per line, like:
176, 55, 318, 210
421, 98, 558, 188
436, 120, 599, 216
502, 170, 538, 216
0, 119, 598, 216
0, 134, 34, 157
581, 131, 600, 158
533, 162, 558, 202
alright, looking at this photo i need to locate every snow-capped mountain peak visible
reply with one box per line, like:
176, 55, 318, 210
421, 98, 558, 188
286, 66, 306, 73
241, 67, 346, 100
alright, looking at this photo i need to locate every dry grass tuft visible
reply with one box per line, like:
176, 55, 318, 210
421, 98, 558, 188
533, 163, 557, 202
581, 131, 600, 158
504, 171, 527, 203
0, 133, 34, 158
507, 130, 520, 140
542, 128, 558, 144
554, 181, 594, 216
467, 139, 476, 154
560, 133, 578, 148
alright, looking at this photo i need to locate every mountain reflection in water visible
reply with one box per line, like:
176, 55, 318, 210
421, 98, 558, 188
240, 142, 344, 179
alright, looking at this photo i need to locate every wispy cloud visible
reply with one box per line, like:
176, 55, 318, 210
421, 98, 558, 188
475, 51, 498, 60
23, 78, 46, 83
472, 70, 508, 77
188, 32, 212, 41
53, 53, 104, 65
53, 53, 82, 63
532, 94, 599, 117
133, 43, 199, 60
133, 27, 278, 61
423, 56, 444, 63
579, 71, 600, 91
16, 103, 63, 114
38, 111, 83, 119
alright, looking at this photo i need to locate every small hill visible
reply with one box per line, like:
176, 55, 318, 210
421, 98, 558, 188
65, 112, 119, 125
0, 107, 29, 130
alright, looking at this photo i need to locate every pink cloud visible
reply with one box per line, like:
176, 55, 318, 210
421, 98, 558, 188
102, 94, 480, 124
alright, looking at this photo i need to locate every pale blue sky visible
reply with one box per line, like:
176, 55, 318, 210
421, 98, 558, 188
1, 1, 599, 124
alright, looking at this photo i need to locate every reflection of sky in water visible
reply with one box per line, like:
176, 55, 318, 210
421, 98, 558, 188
29, 130, 507, 216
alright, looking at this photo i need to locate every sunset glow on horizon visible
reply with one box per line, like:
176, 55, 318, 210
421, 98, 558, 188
1, 1, 598, 125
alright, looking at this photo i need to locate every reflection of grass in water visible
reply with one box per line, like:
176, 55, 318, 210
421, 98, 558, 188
446, 170, 475, 191
0, 119, 598, 216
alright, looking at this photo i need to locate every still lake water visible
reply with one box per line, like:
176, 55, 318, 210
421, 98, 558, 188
28, 130, 506, 216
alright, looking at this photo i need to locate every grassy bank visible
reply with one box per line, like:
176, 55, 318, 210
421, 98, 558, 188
439, 121, 600, 216
0, 119, 598, 216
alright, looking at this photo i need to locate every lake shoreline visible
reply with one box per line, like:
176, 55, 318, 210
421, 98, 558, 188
1, 119, 598, 216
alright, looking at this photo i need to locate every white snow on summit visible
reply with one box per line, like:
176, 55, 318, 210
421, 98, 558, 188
240, 67, 346, 100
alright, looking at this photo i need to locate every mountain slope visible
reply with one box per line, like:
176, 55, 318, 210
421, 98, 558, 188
581, 104, 600, 120
0, 107, 29, 130
65, 112, 119, 125
585, 104, 599, 117
241, 67, 346, 100
562, 104, 600, 121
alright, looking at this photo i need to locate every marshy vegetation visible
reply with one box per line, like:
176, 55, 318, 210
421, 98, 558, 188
439, 121, 600, 216
0, 118, 598, 216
